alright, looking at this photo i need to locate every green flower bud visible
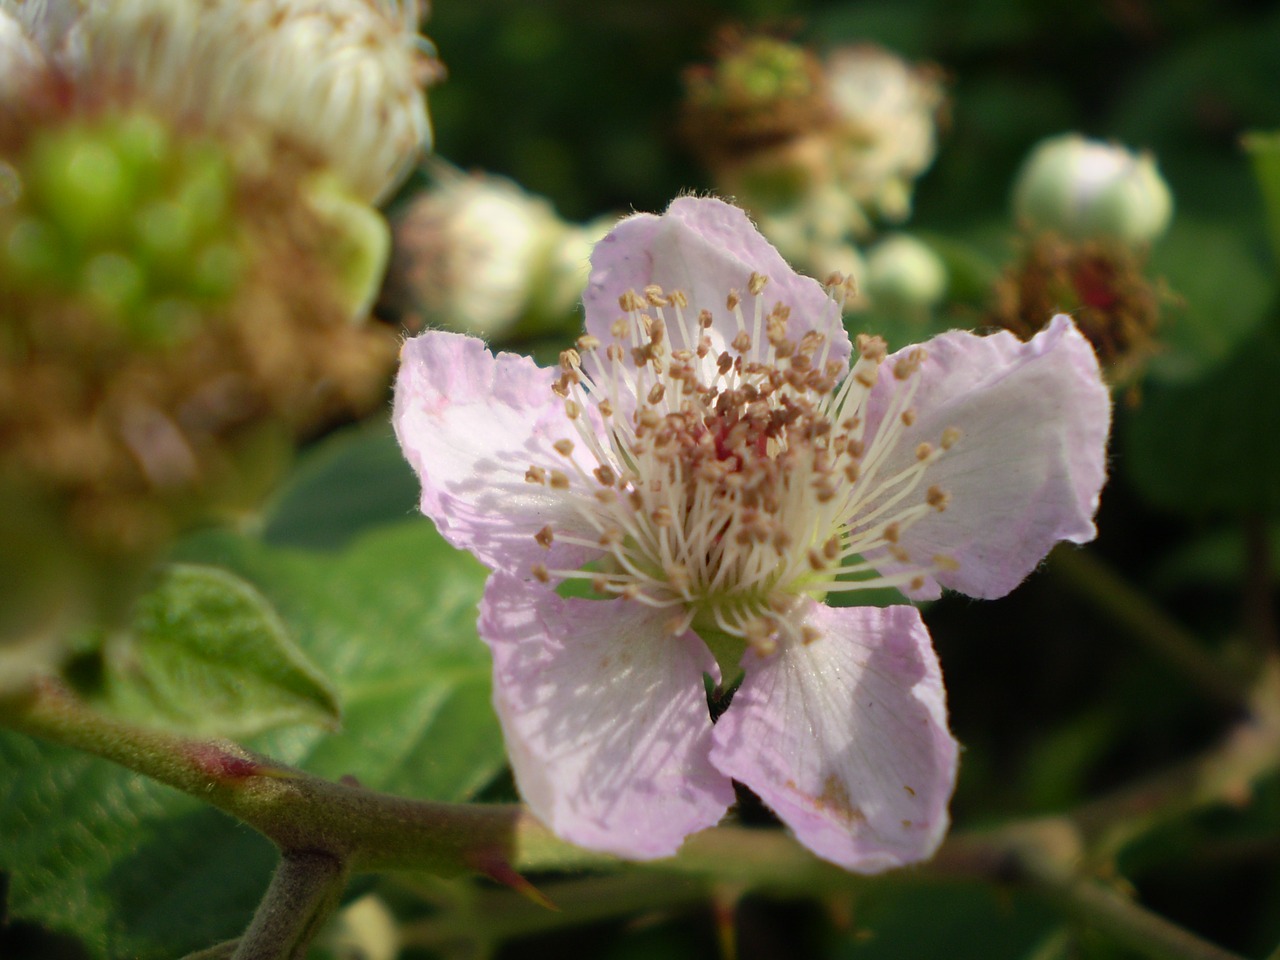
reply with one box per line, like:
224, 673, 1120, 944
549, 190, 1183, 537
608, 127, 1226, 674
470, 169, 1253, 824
865, 233, 947, 314
1013, 134, 1173, 245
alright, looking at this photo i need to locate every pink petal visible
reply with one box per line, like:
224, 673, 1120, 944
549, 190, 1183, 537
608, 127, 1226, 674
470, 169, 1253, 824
865, 315, 1111, 600
583, 196, 851, 371
393, 330, 601, 574
710, 601, 958, 873
480, 573, 735, 859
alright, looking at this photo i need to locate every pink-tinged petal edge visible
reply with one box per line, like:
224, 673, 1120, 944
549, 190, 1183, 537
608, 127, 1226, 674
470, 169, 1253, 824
710, 601, 958, 873
583, 196, 851, 372
479, 572, 736, 860
392, 330, 602, 575
865, 315, 1111, 600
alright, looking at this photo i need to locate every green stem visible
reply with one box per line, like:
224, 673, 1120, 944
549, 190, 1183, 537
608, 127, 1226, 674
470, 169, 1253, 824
1049, 546, 1250, 711
1, 679, 1264, 960
232, 851, 348, 960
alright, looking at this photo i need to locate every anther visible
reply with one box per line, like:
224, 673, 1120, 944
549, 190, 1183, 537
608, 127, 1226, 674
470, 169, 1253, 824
941, 427, 962, 450
564, 399, 581, 419
559, 349, 581, 371
619, 290, 643, 311
748, 272, 768, 295
726, 290, 741, 311
647, 383, 665, 404
549, 470, 570, 489
893, 350, 924, 380
732, 331, 752, 354
901, 408, 917, 427
525, 466, 546, 484
801, 625, 822, 645
599, 527, 624, 546
534, 526, 554, 548
610, 318, 628, 338
576, 334, 601, 351
532, 564, 550, 583
856, 334, 888, 362
644, 284, 667, 306
926, 485, 951, 511
593, 464, 617, 486
698, 309, 714, 329
883, 521, 901, 544
915, 442, 933, 461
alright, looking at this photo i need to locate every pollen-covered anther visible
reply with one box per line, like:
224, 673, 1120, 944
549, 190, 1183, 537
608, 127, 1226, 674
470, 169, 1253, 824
726, 290, 741, 311
743, 618, 779, 656
910, 576, 926, 592
808, 548, 830, 571
610, 318, 629, 339
801, 625, 822, 645
901, 408, 917, 427
559, 349, 581, 373
926, 485, 951, 511
564, 399, 581, 419
889, 545, 911, 563
856, 334, 888, 362
553, 439, 575, 457
549, 470, 570, 489
732, 331, 752, 354
647, 383, 665, 404
893, 349, 925, 380
534, 526, 554, 548
531, 564, 550, 583
525, 466, 546, 484
599, 526, 624, 547
915, 442, 933, 461
619, 290, 644, 311
576, 334, 601, 351
643, 284, 668, 307
883, 521, 901, 544
598, 399, 614, 418
651, 506, 673, 527
593, 464, 617, 486
747, 272, 769, 296
941, 426, 962, 450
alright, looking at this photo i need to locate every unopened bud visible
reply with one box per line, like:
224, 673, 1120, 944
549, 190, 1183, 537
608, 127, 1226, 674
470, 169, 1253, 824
1013, 134, 1173, 245
864, 233, 947, 316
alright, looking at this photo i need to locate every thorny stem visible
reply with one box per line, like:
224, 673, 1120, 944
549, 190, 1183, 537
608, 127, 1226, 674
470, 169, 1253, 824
3, 677, 1274, 960
1049, 545, 1252, 711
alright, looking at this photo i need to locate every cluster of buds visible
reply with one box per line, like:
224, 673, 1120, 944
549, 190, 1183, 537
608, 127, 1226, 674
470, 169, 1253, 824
681, 30, 946, 280
991, 134, 1173, 381
381, 163, 614, 342
0, 0, 436, 684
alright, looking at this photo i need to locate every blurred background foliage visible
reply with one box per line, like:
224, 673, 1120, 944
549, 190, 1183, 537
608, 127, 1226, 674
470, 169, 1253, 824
5, 0, 1280, 958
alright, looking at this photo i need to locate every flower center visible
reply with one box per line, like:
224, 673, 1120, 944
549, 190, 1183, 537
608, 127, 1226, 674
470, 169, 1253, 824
527, 272, 959, 653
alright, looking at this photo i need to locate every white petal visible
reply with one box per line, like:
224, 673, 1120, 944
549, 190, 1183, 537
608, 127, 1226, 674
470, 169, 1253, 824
480, 573, 735, 859
710, 601, 957, 872
393, 330, 601, 575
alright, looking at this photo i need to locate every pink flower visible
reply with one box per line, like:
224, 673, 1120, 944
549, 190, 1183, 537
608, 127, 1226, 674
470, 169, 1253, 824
393, 197, 1111, 871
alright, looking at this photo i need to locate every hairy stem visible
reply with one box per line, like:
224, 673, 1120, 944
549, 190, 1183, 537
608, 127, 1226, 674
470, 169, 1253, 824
2, 677, 1268, 960
232, 851, 348, 960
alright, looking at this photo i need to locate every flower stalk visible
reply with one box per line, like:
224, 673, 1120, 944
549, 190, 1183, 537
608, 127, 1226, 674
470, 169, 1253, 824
2, 671, 1270, 960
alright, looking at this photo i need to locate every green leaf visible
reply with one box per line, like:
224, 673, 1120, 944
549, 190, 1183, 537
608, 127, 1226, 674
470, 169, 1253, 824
93, 564, 340, 738
1144, 217, 1274, 384
1125, 320, 1280, 516
260, 421, 420, 552
1243, 131, 1280, 273
1, 521, 503, 960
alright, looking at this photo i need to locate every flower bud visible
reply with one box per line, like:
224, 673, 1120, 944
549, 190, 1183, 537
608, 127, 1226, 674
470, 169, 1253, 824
386, 166, 583, 340
865, 233, 947, 316
825, 44, 946, 226
1013, 134, 1173, 245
